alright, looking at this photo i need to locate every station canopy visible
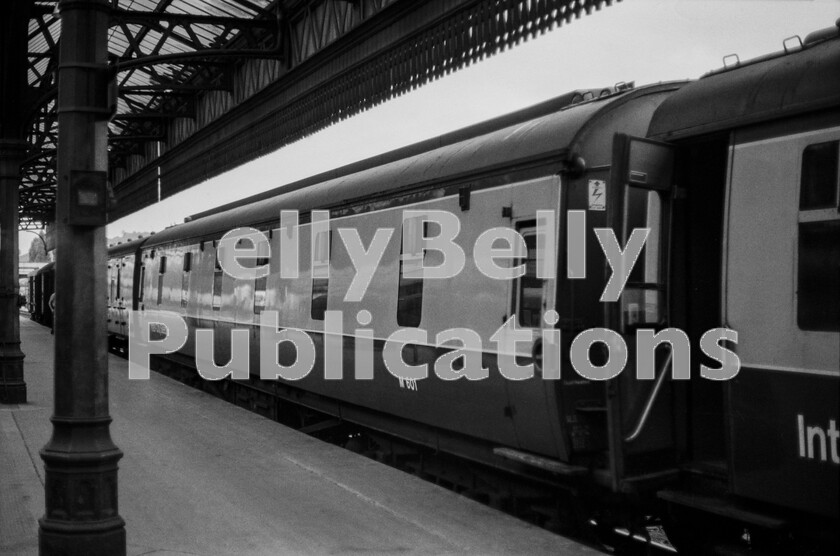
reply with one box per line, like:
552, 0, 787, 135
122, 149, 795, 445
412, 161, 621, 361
23, 0, 277, 228
20, 0, 621, 229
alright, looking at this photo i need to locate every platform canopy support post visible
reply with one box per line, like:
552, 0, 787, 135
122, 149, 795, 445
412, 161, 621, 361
0, 1, 31, 405
0, 138, 27, 405
39, 0, 127, 554
0, 138, 28, 405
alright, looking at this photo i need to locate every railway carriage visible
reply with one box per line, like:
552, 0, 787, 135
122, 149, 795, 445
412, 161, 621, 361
106, 237, 146, 353
648, 23, 840, 550
104, 21, 840, 554
128, 80, 681, 478
27, 271, 36, 316
30, 262, 54, 326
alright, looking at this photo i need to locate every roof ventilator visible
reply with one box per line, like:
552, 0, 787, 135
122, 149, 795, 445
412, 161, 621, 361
783, 35, 803, 54
723, 53, 740, 69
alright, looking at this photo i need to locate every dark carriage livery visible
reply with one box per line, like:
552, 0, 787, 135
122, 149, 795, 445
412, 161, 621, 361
29, 262, 55, 326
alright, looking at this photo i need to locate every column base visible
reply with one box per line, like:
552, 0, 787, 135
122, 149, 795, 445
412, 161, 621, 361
39, 517, 126, 556
0, 349, 26, 404
39, 416, 126, 555
0, 381, 27, 404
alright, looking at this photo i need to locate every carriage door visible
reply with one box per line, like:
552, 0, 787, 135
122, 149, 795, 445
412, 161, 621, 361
607, 134, 677, 489
116, 257, 127, 338
108, 260, 118, 332
503, 175, 567, 460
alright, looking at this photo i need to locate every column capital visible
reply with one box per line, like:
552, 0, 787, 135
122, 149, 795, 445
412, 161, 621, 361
0, 140, 27, 178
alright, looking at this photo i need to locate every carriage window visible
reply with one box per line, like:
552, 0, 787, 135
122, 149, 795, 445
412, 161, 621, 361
515, 227, 543, 327
621, 188, 665, 327
625, 188, 662, 284
181, 251, 191, 308
311, 230, 331, 321
798, 141, 840, 332
398, 218, 427, 327
798, 221, 839, 331
157, 256, 166, 305
138, 266, 145, 302
254, 254, 269, 314
800, 141, 838, 210
116, 261, 122, 301
228, 235, 271, 313
212, 255, 223, 310
254, 275, 267, 313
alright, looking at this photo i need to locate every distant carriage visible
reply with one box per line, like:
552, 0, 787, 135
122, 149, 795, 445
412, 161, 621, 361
30, 262, 54, 326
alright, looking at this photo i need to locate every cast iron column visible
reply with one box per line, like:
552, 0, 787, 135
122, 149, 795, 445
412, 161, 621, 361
0, 0, 31, 405
0, 140, 27, 404
39, 0, 126, 553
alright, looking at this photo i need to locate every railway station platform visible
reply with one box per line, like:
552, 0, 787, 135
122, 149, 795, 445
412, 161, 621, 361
1, 316, 600, 556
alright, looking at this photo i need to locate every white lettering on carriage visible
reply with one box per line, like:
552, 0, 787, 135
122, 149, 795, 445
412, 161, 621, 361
798, 415, 840, 464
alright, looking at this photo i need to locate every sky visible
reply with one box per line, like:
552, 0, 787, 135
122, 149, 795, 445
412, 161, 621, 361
32, 0, 840, 247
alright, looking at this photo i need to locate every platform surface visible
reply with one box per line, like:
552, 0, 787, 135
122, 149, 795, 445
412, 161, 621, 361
1, 317, 601, 555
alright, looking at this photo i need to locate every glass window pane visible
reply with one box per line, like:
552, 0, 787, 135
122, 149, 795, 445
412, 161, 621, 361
311, 231, 331, 321
398, 219, 425, 327
798, 220, 840, 331
800, 141, 839, 210
212, 270, 222, 310
181, 272, 189, 307
156, 256, 166, 305
621, 288, 664, 326
517, 231, 544, 328
397, 274, 423, 327
626, 188, 662, 285
254, 276, 267, 313
311, 278, 328, 320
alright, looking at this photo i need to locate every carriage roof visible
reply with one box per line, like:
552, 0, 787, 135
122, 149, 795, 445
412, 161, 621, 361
649, 21, 840, 141
142, 83, 677, 249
